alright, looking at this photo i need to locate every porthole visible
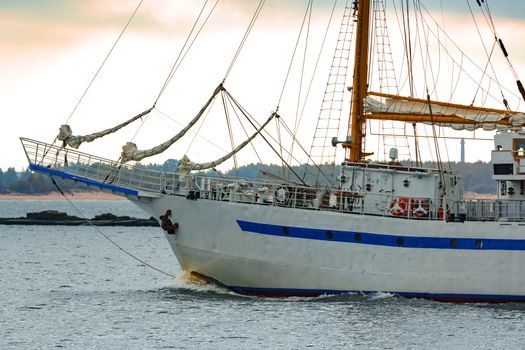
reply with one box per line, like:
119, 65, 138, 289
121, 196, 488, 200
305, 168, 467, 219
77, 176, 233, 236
326, 231, 333, 240
396, 237, 404, 246
450, 239, 458, 248
355, 233, 362, 241
282, 227, 289, 235
475, 240, 483, 249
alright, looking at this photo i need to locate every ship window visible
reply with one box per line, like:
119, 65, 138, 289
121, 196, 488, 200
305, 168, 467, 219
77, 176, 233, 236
450, 239, 458, 248
513, 139, 525, 159
326, 231, 333, 239
475, 240, 483, 249
493, 164, 513, 175
396, 237, 404, 246
354, 232, 362, 241
282, 227, 289, 235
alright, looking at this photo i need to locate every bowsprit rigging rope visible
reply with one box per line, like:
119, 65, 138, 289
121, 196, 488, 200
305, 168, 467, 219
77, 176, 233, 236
44, 0, 145, 157
223, 0, 266, 83
225, 91, 334, 187
140, 0, 265, 164
288, 0, 313, 167
225, 92, 308, 186
50, 177, 177, 278
67, 0, 146, 125
222, 90, 239, 172
153, 0, 220, 106
276, 0, 315, 109
131, 0, 220, 145
299, 0, 339, 178
272, 0, 314, 173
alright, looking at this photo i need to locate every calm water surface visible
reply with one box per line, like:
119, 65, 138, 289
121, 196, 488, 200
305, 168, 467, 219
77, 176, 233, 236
1, 200, 525, 349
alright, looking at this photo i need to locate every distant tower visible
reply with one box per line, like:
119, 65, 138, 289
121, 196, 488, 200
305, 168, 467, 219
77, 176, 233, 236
460, 139, 465, 163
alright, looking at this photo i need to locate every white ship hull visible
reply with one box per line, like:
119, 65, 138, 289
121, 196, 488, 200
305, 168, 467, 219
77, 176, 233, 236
19, 0, 525, 303
20, 138, 525, 302
133, 194, 525, 301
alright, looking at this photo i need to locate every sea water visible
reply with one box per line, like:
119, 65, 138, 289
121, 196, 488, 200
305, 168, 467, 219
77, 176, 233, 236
1, 200, 525, 349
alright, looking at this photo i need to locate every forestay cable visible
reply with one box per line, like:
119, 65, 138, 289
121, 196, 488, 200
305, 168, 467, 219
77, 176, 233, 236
223, 0, 266, 82
154, 0, 220, 105
66, 0, 146, 124
276, 1, 316, 108
50, 178, 176, 278
179, 111, 276, 172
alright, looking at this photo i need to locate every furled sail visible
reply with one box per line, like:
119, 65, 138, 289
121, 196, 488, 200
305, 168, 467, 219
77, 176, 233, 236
121, 84, 224, 163
58, 107, 153, 149
364, 91, 525, 131
178, 112, 277, 174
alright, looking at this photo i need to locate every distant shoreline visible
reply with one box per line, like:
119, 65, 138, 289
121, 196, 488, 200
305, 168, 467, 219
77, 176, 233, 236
0, 192, 125, 201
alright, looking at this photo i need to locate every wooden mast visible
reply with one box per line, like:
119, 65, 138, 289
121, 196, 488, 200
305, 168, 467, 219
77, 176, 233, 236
348, 0, 371, 162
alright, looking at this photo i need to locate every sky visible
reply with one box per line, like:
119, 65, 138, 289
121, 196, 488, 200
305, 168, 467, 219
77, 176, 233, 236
2, 0, 525, 171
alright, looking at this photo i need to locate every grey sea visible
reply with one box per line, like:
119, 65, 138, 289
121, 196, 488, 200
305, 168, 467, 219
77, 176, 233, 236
1, 199, 525, 349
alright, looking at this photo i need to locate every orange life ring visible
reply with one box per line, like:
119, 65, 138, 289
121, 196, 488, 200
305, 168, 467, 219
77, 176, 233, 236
412, 199, 429, 218
390, 197, 409, 216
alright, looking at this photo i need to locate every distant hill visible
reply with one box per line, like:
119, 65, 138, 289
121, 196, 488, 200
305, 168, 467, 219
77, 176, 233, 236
403, 161, 495, 194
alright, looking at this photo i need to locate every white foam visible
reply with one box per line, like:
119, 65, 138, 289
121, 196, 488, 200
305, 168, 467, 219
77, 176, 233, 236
168, 271, 237, 296
369, 291, 395, 300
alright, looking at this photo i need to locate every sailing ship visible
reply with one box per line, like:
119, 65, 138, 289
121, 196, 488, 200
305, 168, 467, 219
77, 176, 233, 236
21, 0, 525, 301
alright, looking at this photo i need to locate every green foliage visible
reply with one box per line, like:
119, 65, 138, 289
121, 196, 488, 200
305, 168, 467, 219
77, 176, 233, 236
9, 172, 56, 194
2, 167, 18, 187
449, 161, 495, 194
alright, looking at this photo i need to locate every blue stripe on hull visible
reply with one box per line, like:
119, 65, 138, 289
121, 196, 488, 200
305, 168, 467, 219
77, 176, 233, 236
237, 220, 525, 251
230, 286, 525, 302
29, 164, 139, 196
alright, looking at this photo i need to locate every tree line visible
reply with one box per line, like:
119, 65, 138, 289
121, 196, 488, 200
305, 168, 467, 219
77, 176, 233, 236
0, 160, 495, 195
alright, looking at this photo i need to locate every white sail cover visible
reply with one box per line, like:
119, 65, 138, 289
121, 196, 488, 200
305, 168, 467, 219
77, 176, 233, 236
121, 84, 223, 163
57, 108, 153, 149
178, 112, 277, 173
364, 95, 525, 131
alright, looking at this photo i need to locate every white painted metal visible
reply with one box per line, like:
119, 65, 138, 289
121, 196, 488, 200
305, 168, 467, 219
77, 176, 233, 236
20, 137, 525, 299
132, 194, 525, 296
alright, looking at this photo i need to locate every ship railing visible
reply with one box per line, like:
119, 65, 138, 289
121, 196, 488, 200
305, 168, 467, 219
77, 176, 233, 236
181, 174, 320, 207
20, 138, 164, 193
183, 175, 471, 221
463, 199, 496, 222
493, 200, 525, 222
23, 138, 520, 222
456, 199, 525, 222
20, 138, 327, 198
184, 177, 525, 222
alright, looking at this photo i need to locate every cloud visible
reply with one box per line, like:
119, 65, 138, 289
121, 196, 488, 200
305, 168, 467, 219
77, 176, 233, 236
0, 0, 346, 69
2, 1, 525, 169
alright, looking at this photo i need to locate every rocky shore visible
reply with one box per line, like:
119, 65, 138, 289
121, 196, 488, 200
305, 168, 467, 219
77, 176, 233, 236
0, 210, 159, 227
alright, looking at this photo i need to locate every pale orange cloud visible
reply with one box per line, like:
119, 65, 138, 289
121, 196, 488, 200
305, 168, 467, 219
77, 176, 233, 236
2, 1, 525, 170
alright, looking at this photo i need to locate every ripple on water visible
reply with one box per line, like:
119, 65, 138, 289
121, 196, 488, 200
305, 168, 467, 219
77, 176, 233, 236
1, 204, 525, 349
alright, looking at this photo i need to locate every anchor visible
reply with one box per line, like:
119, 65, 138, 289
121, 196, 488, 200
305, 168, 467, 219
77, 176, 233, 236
159, 209, 178, 235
